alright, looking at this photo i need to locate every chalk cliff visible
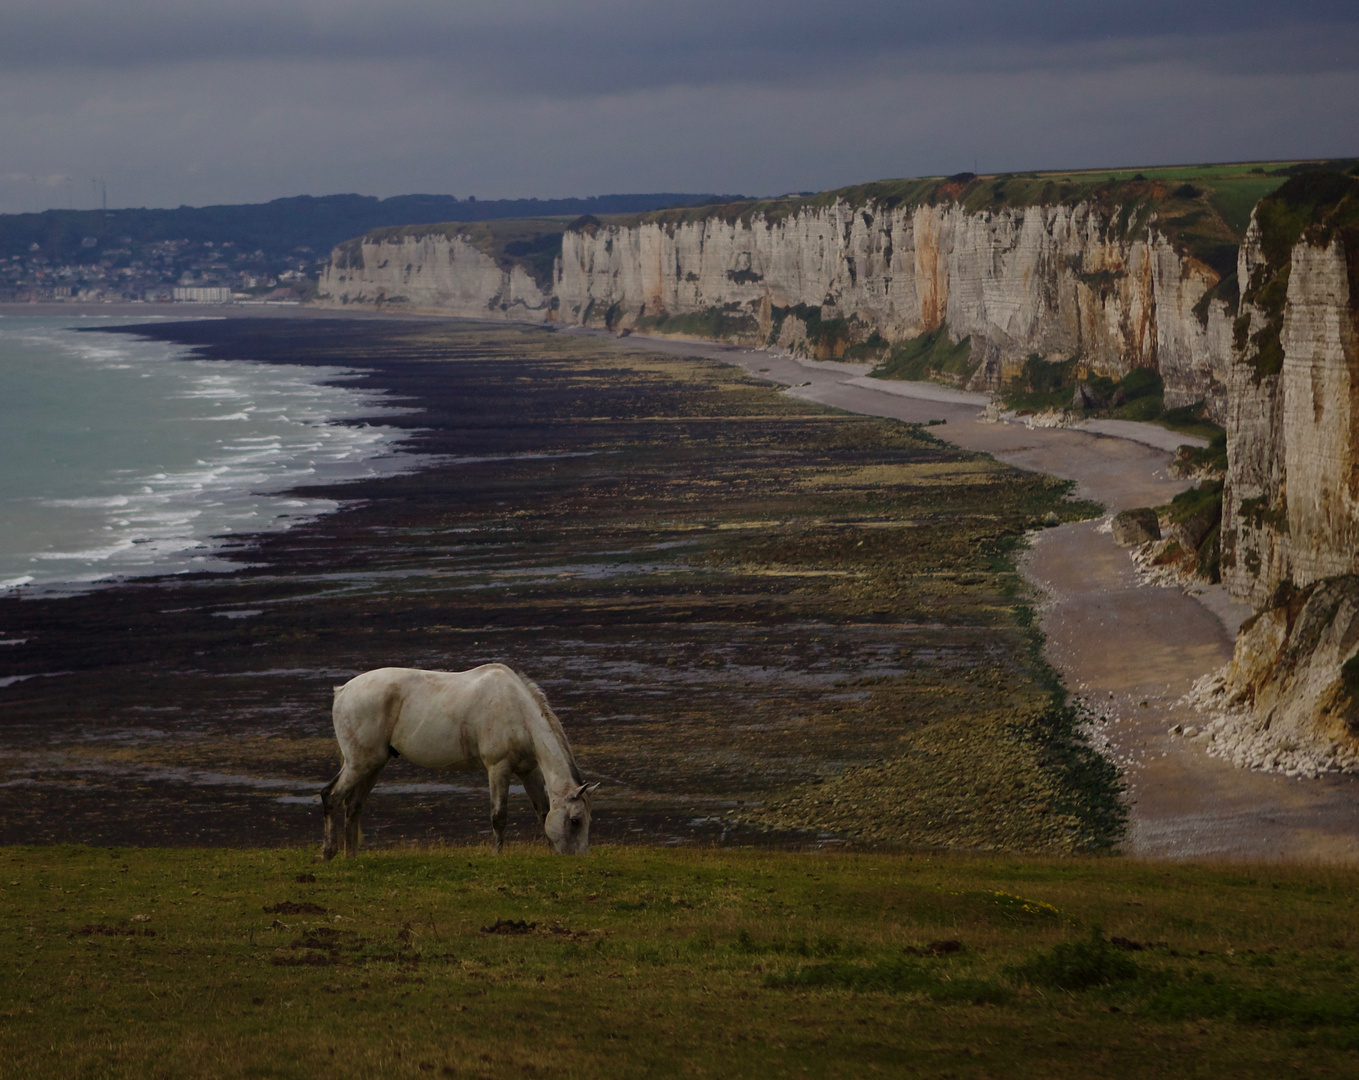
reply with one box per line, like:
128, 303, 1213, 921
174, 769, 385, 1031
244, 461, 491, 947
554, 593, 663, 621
318, 172, 1255, 421
557, 194, 1236, 418
314, 220, 562, 322
1198, 172, 1359, 771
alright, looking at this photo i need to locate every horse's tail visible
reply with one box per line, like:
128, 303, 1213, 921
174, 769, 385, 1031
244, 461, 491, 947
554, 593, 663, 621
518, 671, 582, 784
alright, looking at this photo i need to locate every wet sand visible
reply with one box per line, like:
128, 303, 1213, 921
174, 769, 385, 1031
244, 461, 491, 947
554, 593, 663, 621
579, 331, 1359, 861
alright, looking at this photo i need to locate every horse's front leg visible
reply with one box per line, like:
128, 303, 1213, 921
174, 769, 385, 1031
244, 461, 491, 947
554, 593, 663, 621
487, 760, 512, 854
521, 765, 549, 827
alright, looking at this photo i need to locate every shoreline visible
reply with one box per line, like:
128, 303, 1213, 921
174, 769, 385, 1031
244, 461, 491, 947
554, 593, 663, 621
0, 314, 423, 598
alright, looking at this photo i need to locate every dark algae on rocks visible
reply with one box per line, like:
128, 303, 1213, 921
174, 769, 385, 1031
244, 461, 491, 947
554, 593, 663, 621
0, 318, 1113, 852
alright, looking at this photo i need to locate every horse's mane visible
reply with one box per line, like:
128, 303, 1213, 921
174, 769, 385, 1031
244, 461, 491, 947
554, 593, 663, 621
517, 671, 582, 784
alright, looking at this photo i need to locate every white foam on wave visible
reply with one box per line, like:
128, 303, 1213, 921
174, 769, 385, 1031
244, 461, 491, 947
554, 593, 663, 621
42, 495, 132, 509
0, 318, 422, 593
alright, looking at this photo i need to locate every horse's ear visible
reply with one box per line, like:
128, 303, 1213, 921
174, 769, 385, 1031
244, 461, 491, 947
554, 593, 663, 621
584, 782, 601, 794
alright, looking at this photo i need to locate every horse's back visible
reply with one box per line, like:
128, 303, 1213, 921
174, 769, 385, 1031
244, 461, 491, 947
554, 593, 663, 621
334, 664, 530, 771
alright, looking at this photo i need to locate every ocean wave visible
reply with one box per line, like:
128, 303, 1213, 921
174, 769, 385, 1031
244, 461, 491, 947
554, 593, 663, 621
0, 318, 422, 593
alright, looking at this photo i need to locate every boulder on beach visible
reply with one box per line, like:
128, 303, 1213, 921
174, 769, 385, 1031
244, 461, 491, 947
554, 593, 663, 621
1112, 507, 1161, 547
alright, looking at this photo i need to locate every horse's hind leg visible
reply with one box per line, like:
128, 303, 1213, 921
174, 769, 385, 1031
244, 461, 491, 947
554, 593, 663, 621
341, 766, 383, 858
487, 761, 512, 854
320, 773, 344, 861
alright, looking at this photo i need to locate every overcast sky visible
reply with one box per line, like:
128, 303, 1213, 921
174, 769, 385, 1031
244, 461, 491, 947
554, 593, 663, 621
1, 0, 1356, 213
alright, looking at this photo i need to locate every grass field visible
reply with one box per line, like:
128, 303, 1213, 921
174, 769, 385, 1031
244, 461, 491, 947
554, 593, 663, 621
4, 845, 1359, 1078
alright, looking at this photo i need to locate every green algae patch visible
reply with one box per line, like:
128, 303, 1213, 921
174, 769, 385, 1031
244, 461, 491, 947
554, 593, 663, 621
5, 846, 1359, 1079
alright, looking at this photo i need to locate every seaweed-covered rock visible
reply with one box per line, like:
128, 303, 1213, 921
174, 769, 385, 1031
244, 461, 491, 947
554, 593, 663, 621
1111, 508, 1161, 547
1071, 383, 1106, 410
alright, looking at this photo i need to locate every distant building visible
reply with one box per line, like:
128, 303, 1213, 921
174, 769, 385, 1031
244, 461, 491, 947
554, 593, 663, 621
172, 286, 231, 303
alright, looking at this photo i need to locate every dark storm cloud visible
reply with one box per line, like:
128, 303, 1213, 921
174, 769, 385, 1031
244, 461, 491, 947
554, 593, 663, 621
3, 1, 1356, 87
0, 1, 1355, 212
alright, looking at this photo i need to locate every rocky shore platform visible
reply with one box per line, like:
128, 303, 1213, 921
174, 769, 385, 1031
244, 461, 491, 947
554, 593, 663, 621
602, 332, 1359, 861
0, 317, 1116, 852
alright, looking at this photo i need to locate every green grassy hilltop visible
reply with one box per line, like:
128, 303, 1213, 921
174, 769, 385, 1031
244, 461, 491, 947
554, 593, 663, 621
4, 845, 1359, 1079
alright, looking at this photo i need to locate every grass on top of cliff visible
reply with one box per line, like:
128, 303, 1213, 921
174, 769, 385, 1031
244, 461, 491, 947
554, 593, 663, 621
7, 845, 1359, 1080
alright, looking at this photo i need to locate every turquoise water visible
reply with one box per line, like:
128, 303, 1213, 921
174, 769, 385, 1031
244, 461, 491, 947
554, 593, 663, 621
0, 316, 416, 592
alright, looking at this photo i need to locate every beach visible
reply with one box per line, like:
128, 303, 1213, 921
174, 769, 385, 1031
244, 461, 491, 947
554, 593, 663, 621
590, 331, 1359, 860
0, 315, 1113, 852
2, 311, 1354, 859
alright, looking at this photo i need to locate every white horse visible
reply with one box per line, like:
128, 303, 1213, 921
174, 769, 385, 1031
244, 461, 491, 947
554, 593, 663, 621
321, 664, 598, 858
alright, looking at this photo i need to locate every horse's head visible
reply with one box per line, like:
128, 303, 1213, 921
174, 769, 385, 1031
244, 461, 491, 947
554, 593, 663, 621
545, 782, 600, 854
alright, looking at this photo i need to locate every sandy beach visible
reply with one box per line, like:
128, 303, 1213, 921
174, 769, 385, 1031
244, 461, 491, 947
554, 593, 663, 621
573, 329, 1359, 861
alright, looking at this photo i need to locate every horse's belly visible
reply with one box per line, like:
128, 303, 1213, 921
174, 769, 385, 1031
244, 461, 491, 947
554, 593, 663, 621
390, 720, 476, 771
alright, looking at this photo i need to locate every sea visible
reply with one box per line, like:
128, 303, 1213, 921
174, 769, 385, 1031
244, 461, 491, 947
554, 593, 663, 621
0, 315, 418, 594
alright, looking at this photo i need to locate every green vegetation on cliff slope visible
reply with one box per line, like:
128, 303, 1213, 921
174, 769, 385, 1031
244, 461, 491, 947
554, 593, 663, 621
631, 301, 760, 340
6, 845, 1359, 1079
869, 324, 974, 383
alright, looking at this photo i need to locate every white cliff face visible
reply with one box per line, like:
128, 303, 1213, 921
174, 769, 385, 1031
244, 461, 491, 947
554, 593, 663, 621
315, 199, 1234, 416
315, 196, 1258, 458
1220, 215, 1290, 610
1279, 239, 1359, 583
1204, 207, 1359, 766
557, 201, 1233, 417
314, 234, 556, 322
1152, 237, 1234, 417
1222, 227, 1359, 605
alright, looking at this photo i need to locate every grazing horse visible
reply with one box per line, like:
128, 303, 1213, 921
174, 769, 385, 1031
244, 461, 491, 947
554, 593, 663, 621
321, 664, 598, 858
